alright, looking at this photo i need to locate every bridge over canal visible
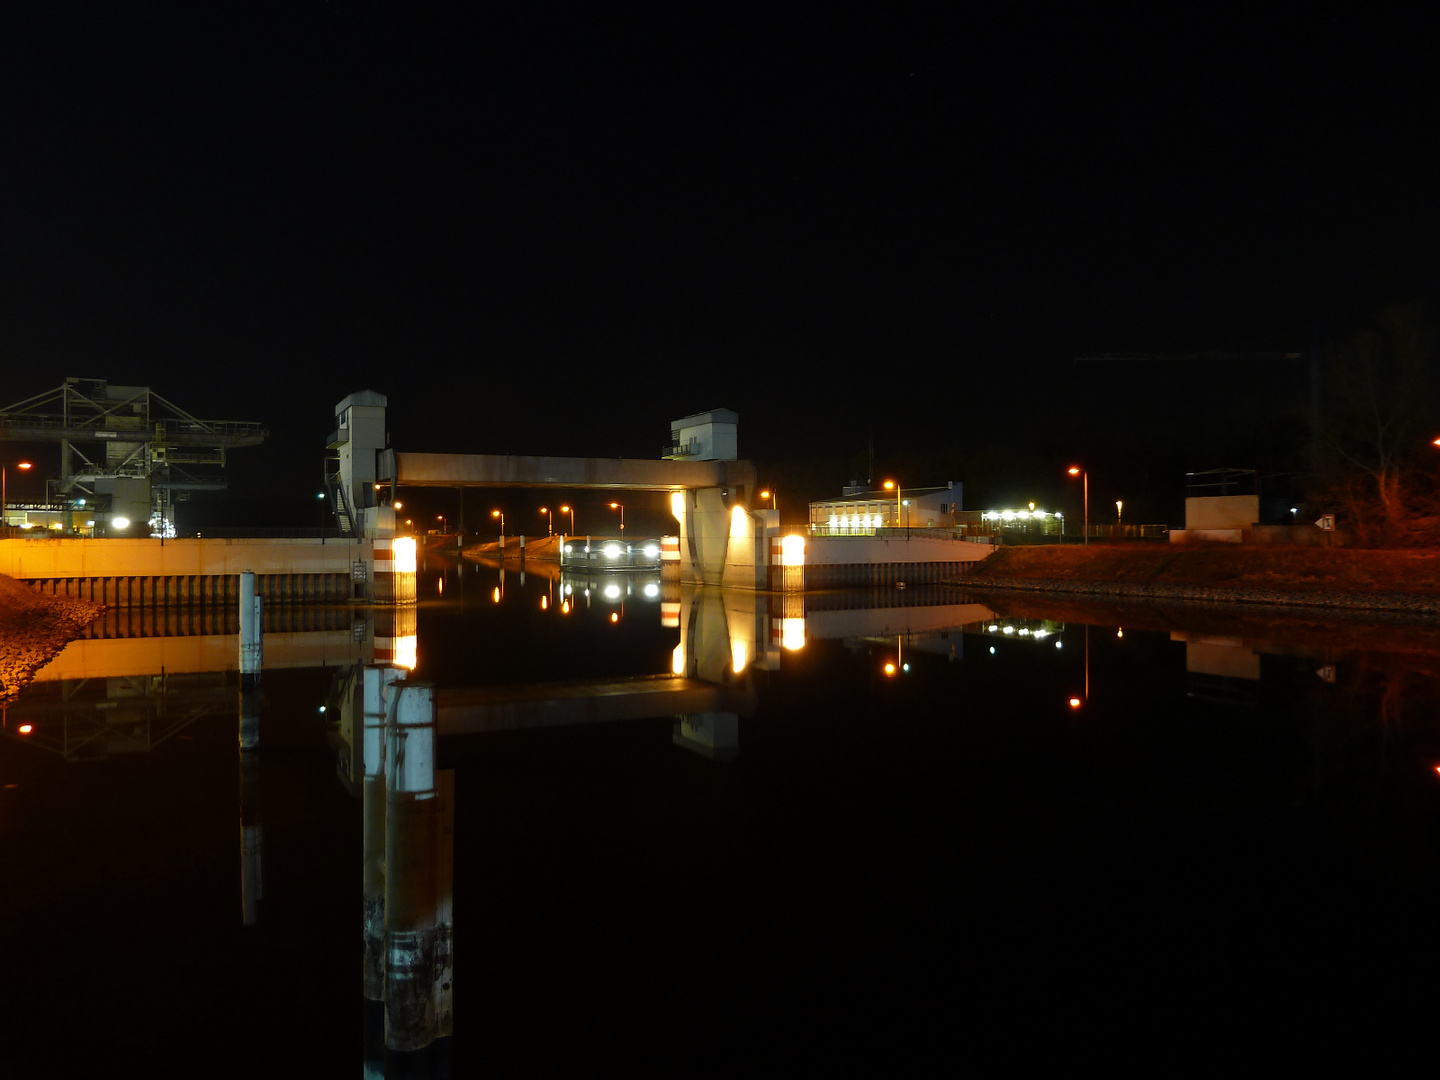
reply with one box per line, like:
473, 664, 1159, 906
328, 391, 770, 589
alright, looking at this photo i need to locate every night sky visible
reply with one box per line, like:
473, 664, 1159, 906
3, 6, 1436, 531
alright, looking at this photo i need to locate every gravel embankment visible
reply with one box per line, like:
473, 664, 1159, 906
0, 575, 105, 703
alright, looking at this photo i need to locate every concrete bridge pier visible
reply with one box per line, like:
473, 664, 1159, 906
676, 483, 772, 589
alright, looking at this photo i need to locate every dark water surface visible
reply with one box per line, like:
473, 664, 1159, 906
4, 555, 1440, 1072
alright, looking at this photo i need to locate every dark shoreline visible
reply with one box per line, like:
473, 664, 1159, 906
961, 573, 1440, 618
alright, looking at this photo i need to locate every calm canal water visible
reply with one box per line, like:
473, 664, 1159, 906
4, 551, 1440, 1072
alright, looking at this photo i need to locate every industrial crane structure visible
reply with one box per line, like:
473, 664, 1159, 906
0, 378, 267, 536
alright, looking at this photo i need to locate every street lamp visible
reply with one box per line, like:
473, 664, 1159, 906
759, 489, 778, 516
538, 506, 553, 536
1116, 499, 1123, 524
609, 501, 624, 532
883, 480, 900, 529
492, 508, 505, 541
560, 504, 575, 533
437, 513, 446, 533
1067, 466, 1088, 545
2, 460, 33, 529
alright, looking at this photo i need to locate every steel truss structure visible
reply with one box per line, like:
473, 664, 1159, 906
0, 378, 266, 535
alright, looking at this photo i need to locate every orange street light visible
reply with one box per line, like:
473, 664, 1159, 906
560, 504, 575, 533
538, 506, 553, 536
609, 501, 624, 531
759, 489, 779, 516
1067, 466, 1088, 545
883, 479, 901, 528
492, 508, 505, 539
2, 460, 33, 527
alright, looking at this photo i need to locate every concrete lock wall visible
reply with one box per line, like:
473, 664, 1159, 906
0, 537, 373, 604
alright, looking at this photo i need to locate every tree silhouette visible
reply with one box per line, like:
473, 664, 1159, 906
1320, 303, 1439, 543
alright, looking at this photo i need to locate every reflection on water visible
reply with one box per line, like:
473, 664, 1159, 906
5, 557, 1440, 1070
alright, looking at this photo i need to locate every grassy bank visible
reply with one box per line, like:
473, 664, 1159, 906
969, 544, 1440, 596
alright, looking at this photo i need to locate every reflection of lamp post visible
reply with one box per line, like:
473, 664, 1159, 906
560, 504, 575, 533
2, 460, 33, 528
1067, 466, 1088, 545
609, 501, 624, 532
538, 506, 553, 536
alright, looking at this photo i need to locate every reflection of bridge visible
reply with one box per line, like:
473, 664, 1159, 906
435, 675, 744, 736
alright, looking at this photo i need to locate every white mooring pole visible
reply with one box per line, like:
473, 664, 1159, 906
239, 570, 263, 691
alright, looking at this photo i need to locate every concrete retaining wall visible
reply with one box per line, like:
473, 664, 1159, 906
1, 537, 372, 605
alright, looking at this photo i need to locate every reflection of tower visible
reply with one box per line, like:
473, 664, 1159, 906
671, 587, 763, 762
363, 676, 454, 1058
362, 665, 403, 1001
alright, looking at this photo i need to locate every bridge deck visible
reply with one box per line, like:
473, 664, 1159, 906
393, 451, 749, 491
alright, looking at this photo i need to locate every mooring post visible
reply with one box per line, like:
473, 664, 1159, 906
384, 681, 453, 1051
239, 570, 262, 691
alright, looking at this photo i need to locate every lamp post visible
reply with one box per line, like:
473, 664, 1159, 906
609, 501, 624, 532
492, 508, 505, 548
538, 506, 553, 536
759, 489, 778, 517
560, 504, 575, 533
883, 480, 901, 530
3, 460, 33, 529
1116, 500, 1123, 524
1067, 466, 1088, 545
437, 513, 446, 534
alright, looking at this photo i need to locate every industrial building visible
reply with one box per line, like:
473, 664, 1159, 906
808, 482, 963, 533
